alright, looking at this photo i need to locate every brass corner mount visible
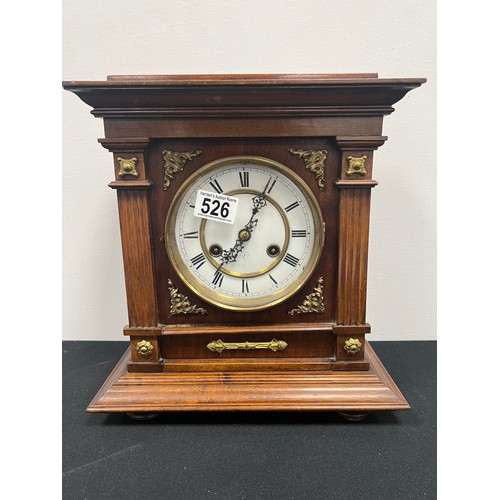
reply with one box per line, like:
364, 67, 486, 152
167, 279, 207, 315
288, 148, 327, 190
162, 150, 202, 190
288, 277, 325, 315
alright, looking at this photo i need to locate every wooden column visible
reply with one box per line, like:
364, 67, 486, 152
334, 136, 387, 361
100, 138, 161, 369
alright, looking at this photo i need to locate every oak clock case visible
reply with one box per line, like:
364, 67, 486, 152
63, 74, 425, 417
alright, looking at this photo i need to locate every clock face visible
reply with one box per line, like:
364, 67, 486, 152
165, 156, 324, 311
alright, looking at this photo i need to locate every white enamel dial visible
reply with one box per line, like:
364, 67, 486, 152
165, 156, 324, 311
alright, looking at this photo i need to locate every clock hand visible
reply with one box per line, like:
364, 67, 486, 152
220, 193, 267, 266
220, 220, 258, 265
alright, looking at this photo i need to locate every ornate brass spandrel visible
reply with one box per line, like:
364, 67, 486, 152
288, 277, 325, 315
207, 338, 288, 354
167, 279, 207, 315
344, 338, 363, 355
136, 340, 154, 357
346, 155, 367, 176
288, 148, 327, 190
117, 157, 139, 177
162, 150, 202, 190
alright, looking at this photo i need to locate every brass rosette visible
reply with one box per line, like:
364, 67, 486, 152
344, 338, 363, 355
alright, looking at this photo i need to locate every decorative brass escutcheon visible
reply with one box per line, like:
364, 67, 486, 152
117, 157, 139, 177
344, 338, 363, 355
289, 148, 327, 190
136, 340, 154, 357
346, 155, 367, 176
207, 338, 288, 354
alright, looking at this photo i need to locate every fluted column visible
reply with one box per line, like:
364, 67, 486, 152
334, 136, 386, 361
100, 138, 161, 367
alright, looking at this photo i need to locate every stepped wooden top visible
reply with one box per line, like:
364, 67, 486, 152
64, 73, 425, 86
63, 73, 426, 119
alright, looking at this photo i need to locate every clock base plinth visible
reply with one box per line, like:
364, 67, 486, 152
87, 342, 409, 414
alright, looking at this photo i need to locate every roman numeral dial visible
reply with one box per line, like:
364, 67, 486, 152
209, 178, 223, 194
165, 156, 324, 311
190, 253, 206, 269
284, 201, 299, 212
283, 253, 300, 267
239, 171, 250, 188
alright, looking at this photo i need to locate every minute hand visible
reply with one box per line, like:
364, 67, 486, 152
220, 192, 267, 266
245, 192, 267, 229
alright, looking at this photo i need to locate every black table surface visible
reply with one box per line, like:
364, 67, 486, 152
63, 340, 436, 500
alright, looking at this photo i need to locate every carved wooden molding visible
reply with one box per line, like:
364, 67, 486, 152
332, 324, 371, 334
87, 342, 409, 412
335, 136, 387, 151
98, 137, 151, 152
124, 326, 162, 336
335, 180, 378, 189
108, 180, 153, 190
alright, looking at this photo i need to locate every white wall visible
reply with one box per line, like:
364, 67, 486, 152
62, 0, 436, 341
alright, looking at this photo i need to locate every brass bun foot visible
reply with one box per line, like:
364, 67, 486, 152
126, 412, 160, 421
337, 411, 370, 422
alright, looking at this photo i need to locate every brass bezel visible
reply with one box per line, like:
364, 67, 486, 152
164, 155, 324, 311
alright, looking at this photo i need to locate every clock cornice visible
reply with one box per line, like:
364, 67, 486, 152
63, 73, 426, 119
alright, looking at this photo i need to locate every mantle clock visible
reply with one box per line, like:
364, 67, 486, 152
63, 73, 425, 420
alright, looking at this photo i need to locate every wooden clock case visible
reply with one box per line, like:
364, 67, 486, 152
63, 73, 425, 418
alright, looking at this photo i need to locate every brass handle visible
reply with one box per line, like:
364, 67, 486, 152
207, 338, 288, 354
